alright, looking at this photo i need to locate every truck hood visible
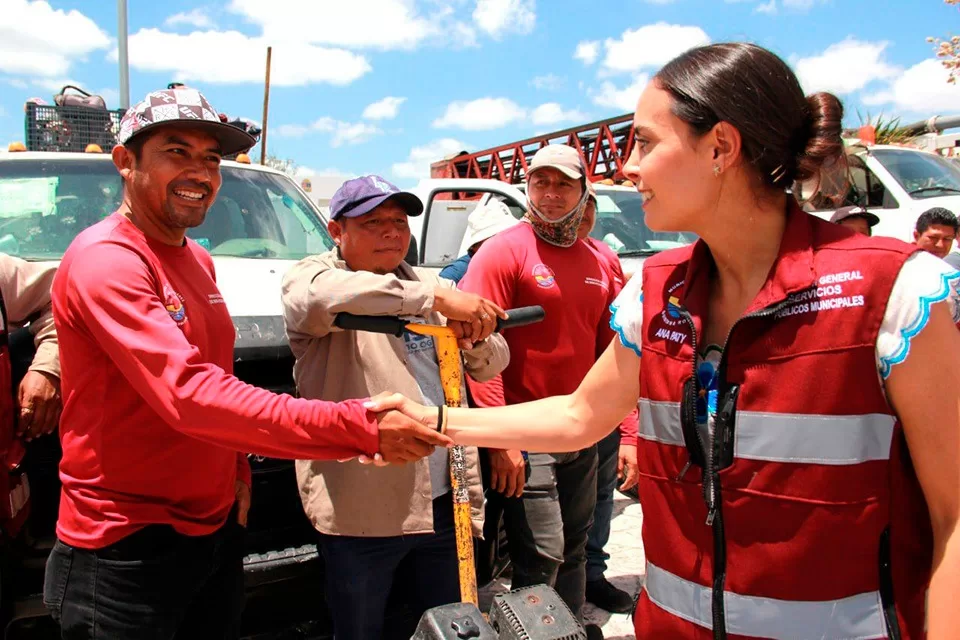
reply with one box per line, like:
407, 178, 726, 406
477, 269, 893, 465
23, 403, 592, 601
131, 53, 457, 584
211, 257, 294, 317
211, 257, 296, 354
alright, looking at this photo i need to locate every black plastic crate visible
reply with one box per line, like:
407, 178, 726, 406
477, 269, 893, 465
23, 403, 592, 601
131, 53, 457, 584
25, 103, 125, 152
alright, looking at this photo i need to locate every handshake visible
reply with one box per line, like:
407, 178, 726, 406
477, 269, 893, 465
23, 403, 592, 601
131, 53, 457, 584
342, 393, 447, 466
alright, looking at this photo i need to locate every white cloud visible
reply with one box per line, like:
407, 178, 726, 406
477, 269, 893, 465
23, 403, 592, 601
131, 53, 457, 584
756, 0, 777, 14
531, 103, 587, 126
363, 96, 407, 121
473, 0, 536, 38
392, 138, 468, 180
864, 59, 960, 115
165, 8, 215, 29
98, 88, 120, 108
30, 78, 81, 93
295, 166, 353, 179
229, 0, 436, 50
122, 28, 371, 86
861, 90, 895, 107
591, 75, 650, 112
274, 116, 382, 147
0, 0, 110, 78
601, 23, 710, 74
575, 41, 600, 65
793, 39, 900, 95
531, 73, 565, 91
433, 97, 527, 130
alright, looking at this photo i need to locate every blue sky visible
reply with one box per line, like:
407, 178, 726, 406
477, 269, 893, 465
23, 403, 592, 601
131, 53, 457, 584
2, 0, 960, 187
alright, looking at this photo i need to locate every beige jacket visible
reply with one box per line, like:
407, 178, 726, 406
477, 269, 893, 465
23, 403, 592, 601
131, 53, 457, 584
281, 250, 510, 537
0, 255, 59, 378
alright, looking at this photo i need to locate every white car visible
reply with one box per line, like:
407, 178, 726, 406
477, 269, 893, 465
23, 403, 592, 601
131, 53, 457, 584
803, 144, 960, 242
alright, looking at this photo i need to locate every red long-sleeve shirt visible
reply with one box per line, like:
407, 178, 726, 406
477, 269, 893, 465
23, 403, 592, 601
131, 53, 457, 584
52, 213, 379, 549
461, 224, 637, 446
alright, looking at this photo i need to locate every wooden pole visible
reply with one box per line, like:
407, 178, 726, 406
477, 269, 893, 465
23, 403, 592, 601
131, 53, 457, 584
260, 46, 272, 165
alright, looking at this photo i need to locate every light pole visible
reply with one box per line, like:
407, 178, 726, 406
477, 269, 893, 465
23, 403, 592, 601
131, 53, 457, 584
118, 0, 130, 109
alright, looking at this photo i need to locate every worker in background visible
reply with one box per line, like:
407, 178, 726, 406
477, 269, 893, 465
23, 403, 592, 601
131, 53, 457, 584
459, 144, 623, 640
914, 207, 958, 259
439, 197, 519, 284
829, 205, 879, 236
0, 255, 62, 541
577, 183, 640, 616
43, 89, 449, 640
0, 257, 61, 442
281, 175, 509, 640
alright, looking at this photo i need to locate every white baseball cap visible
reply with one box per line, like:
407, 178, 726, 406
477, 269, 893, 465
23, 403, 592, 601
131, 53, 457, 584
527, 144, 585, 180
458, 199, 520, 256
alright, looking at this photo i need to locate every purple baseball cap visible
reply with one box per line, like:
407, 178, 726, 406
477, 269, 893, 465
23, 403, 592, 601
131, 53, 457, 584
118, 88, 257, 156
329, 175, 423, 221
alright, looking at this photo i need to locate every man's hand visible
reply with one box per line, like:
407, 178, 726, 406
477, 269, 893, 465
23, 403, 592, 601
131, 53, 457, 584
618, 444, 638, 492
17, 370, 61, 442
370, 393, 452, 464
433, 288, 506, 348
235, 480, 251, 527
489, 449, 525, 498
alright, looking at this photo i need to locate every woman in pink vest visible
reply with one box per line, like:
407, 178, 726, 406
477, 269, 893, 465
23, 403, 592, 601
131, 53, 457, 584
369, 42, 959, 639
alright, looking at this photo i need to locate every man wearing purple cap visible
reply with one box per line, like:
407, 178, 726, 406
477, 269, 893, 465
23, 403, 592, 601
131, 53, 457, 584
281, 175, 510, 640
43, 90, 450, 639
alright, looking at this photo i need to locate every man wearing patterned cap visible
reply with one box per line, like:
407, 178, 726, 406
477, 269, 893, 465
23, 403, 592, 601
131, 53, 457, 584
42, 88, 451, 638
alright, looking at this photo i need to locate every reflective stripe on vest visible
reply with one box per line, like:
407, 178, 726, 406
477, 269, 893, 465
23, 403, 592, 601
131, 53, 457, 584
638, 400, 894, 465
644, 561, 889, 639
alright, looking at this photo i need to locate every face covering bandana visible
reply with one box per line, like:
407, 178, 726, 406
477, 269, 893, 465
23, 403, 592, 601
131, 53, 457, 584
524, 187, 590, 248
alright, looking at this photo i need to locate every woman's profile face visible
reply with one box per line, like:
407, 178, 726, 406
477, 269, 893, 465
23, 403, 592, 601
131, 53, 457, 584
623, 83, 717, 233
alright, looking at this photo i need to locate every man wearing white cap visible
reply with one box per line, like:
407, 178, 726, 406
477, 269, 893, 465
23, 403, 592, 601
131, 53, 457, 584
440, 197, 520, 284
459, 145, 623, 635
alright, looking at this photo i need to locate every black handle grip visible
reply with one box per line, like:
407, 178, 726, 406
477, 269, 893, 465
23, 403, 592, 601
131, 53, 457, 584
333, 313, 407, 337
333, 306, 545, 337
495, 306, 545, 332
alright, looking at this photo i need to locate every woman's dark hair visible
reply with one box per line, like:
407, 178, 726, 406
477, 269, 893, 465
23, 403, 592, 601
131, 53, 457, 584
655, 42, 844, 190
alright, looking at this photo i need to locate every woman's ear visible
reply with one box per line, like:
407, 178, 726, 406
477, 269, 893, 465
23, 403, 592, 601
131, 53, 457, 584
708, 121, 743, 176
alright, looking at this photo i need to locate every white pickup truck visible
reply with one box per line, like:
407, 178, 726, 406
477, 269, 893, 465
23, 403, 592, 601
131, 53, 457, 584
400, 179, 695, 279
802, 143, 960, 242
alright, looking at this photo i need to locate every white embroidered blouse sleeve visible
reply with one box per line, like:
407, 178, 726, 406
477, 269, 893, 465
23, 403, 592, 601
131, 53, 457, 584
610, 273, 644, 357
877, 251, 960, 379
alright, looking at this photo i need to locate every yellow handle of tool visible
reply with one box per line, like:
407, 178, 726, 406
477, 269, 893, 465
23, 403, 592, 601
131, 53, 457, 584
407, 325, 478, 607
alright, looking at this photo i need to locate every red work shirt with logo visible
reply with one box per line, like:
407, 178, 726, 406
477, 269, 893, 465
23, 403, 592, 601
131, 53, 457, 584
52, 213, 379, 549
461, 223, 618, 415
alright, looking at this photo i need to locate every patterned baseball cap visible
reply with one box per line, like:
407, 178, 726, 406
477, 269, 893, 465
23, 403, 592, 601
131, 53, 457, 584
118, 88, 256, 156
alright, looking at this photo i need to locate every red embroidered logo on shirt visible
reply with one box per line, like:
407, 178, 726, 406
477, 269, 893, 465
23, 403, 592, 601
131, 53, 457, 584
163, 286, 187, 325
532, 264, 556, 288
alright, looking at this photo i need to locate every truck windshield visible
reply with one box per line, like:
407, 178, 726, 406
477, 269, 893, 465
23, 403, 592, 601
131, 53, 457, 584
591, 188, 696, 255
0, 158, 334, 261
871, 148, 960, 199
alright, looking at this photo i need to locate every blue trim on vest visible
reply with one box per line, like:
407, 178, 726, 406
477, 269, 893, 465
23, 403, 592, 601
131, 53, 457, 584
879, 268, 960, 380
610, 293, 642, 357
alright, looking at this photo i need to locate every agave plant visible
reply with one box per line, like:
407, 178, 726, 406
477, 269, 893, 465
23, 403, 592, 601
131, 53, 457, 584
854, 111, 917, 146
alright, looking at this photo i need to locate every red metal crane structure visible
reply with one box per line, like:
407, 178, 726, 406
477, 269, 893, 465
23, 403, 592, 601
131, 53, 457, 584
430, 113, 636, 185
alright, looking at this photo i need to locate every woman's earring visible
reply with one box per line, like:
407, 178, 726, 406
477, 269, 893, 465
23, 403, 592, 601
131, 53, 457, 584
713, 165, 721, 177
